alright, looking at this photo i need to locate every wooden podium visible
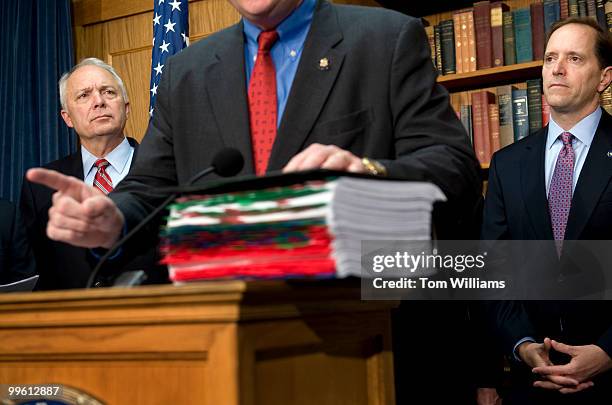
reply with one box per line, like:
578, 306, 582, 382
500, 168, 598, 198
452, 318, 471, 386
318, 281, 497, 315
0, 280, 396, 404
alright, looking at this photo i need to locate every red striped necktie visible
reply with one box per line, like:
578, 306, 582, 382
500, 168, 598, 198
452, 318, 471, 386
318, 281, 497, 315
93, 158, 113, 194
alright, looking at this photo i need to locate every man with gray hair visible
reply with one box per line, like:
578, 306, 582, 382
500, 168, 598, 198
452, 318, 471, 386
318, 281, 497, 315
20, 58, 160, 290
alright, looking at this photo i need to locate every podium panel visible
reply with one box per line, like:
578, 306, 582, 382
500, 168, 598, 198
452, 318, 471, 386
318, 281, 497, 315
0, 281, 396, 405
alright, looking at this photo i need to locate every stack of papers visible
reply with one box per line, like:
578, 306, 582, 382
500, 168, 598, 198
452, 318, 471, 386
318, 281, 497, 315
160, 175, 445, 283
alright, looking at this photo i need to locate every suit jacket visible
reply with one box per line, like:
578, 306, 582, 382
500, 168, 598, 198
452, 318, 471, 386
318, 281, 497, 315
482, 109, 612, 391
0, 199, 36, 284
20, 137, 162, 290
111, 0, 482, 241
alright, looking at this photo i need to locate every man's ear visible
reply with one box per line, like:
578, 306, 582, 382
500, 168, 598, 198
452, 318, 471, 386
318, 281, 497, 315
598, 66, 612, 93
60, 110, 74, 128
125, 101, 130, 118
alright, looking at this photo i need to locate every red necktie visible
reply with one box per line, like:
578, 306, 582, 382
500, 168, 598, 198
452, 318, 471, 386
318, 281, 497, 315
93, 158, 113, 194
248, 30, 279, 175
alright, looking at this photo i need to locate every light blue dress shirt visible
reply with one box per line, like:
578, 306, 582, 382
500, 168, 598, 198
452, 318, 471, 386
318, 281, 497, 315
544, 107, 602, 196
243, 0, 316, 127
82, 137, 135, 187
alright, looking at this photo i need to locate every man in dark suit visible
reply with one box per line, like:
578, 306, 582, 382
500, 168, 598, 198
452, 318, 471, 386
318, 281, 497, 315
20, 58, 161, 290
0, 199, 36, 284
482, 17, 612, 404
27, 2, 481, 401
27, 0, 481, 245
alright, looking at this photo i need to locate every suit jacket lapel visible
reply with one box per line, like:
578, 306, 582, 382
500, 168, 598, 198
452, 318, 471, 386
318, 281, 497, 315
521, 129, 554, 240
205, 23, 254, 173
565, 110, 612, 240
127, 137, 139, 169
267, 0, 345, 171
69, 150, 85, 180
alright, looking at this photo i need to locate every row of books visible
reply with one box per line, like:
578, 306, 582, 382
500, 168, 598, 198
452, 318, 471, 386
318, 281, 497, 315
451, 83, 612, 165
425, 0, 612, 76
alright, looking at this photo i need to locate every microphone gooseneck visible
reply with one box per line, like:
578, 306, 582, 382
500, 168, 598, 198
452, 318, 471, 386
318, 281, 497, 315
86, 147, 245, 288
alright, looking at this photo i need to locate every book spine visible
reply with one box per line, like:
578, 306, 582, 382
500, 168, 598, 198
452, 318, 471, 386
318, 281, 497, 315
503, 11, 516, 65
531, 2, 545, 61
600, 86, 612, 115
607, 1, 612, 32
471, 91, 490, 165
474, 1, 493, 69
560, 0, 570, 18
512, 88, 530, 141
569, 0, 579, 16
491, 2, 508, 67
587, 0, 597, 17
514, 8, 534, 63
527, 79, 543, 133
440, 20, 457, 74
450, 92, 462, 116
461, 91, 473, 144
488, 98, 502, 157
596, 0, 607, 30
460, 104, 473, 144
497, 85, 515, 148
425, 25, 436, 69
543, 0, 561, 35
578, 0, 588, 16
466, 11, 478, 72
434, 24, 443, 74
453, 12, 464, 73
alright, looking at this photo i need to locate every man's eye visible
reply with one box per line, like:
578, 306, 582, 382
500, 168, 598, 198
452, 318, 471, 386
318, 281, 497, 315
103, 89, 116, 95
78, 93, 88, 99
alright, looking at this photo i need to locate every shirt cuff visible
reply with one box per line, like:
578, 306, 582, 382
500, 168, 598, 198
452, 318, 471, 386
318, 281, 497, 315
513, 337, 537, 362
89, 223, 127, 261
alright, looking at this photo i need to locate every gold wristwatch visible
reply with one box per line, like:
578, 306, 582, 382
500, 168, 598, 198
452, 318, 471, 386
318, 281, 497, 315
361, 157, 388, 177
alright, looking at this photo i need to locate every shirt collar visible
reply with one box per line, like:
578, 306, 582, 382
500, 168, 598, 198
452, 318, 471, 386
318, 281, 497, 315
81, 137, 132, 175
546, 107, 602, 150
243, 0, 315, 52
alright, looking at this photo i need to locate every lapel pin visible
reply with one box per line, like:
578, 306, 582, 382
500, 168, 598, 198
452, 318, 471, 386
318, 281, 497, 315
318, 57, 330, 70
607, 151, 612, 158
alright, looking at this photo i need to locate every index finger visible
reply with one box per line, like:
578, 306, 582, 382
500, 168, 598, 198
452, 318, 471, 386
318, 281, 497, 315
533, 364, 571, 376
27, 168, 84, 197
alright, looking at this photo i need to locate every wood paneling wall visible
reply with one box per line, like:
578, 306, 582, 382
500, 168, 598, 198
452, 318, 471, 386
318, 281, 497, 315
71, 0, 378, 142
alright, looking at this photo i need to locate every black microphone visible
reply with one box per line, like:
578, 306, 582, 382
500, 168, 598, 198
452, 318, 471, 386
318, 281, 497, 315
86, 147, 244, 288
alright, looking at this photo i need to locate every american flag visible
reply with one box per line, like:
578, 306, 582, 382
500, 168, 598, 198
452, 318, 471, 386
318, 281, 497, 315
149, 0, 189, 117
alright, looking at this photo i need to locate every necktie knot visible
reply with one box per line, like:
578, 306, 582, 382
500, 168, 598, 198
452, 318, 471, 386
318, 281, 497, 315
95, 158, 110, 169
560, 131, 574, 147
257, 30, 279, 53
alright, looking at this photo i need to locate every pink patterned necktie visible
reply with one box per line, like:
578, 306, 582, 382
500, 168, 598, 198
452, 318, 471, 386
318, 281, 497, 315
93, 158, 113, 194
548, 131, 575, 242
248, 30, 279, 175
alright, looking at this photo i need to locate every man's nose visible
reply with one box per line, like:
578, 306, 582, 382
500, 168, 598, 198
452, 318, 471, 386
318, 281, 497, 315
92, 91, 105, 107
552, 59, 565, 75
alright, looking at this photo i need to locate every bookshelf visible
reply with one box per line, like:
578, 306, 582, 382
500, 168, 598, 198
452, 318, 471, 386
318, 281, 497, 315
411, 0, 612, 170
438, 60, 543, 92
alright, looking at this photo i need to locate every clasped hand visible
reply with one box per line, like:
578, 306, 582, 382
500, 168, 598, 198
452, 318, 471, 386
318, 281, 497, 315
519, 337, 612, 394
